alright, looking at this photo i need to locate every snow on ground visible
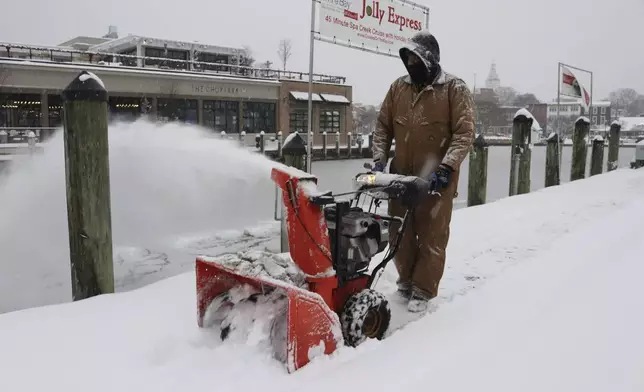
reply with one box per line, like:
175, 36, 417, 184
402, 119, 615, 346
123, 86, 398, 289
2, 168, 644, 391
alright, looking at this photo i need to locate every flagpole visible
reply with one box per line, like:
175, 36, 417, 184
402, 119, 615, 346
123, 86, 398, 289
556, 62, 562, 179
590, 71, 594, 135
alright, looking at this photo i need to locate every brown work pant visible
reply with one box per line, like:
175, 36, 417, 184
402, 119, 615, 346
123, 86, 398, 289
387, 180, 457, 299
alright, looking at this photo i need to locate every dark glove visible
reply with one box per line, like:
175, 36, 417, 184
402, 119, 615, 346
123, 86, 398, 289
429, 164, 453, 193
373, 159, 386, 172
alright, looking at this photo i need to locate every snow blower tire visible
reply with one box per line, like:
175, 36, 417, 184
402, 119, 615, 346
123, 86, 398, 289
340, 289, 391, 347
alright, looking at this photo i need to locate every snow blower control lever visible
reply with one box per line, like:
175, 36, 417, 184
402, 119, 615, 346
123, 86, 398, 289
195, 165, 433, 374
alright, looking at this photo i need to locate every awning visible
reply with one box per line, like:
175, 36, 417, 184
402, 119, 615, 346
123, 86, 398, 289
320, 93, 351, 104
290, 91, 323, 101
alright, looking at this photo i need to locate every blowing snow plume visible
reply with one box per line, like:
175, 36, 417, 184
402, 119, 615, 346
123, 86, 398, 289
0, 119, 278, 313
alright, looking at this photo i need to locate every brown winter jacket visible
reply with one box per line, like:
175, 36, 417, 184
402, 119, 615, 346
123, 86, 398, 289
372, 70, 476, 186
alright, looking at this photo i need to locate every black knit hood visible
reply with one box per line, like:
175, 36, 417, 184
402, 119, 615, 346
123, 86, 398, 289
399, 31, 441, 85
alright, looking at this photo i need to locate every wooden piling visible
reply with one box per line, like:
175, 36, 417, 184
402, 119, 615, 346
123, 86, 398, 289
607, 122, 621, 172
277, 131, 283, 158
346, 132, 352, 158
335, 131, 340, 158
590, 136, 605, 176
322, 131, 328, 160
545, 133, 561, 187
509, 111, 532, 196
467, 134, 488, 207
259, 131, 265, 154
61, 70, 114, 300
571, 117, 590, 181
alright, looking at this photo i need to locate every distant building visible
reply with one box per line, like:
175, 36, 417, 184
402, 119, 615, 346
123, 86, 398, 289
546, 100, 612, 130
0, 26, 352, 146
473, 64, 546, 139
616, 116, 644, 138
485, 62, 501, 90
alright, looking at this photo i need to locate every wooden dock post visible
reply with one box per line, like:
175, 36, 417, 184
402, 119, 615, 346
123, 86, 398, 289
509, 111, 532, 196
590, 136, 605, 176
258, 131, 265, 154
277, 131, 283, 158
322, 131, 328, 160
279, 133, 307, 252
467, 134, 488, 207
571, 117, 590, 181
607, 121, 621, 172
335, 131, 340, 158
61, 70, 114, 300
545, 133, 561, 187
346, 132, 352, 158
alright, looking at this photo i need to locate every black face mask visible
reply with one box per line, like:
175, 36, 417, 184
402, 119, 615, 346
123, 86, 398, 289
406, 61, 430, 86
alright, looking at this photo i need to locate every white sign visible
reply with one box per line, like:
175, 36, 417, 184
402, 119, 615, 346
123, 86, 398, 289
317, 0, 429, 56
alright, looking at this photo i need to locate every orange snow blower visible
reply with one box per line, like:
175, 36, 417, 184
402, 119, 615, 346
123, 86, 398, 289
195, 163, 431, 373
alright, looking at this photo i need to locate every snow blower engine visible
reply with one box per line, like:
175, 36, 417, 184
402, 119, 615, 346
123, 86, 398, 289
195, 163, 432, 373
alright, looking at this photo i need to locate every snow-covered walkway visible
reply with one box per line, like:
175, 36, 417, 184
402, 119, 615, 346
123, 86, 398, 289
1, 168, 644, 392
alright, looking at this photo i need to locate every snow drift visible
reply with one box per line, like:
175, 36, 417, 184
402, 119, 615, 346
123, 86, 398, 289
2, 168, 644, 391
0, 119, 279, 313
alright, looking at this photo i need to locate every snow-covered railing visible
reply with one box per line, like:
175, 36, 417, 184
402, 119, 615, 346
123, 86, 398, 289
0, 42, 347, 85
220, 130, 372, 160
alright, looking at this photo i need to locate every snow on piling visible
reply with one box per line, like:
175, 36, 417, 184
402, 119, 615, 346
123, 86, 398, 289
571, 117, 591, 181
510, 110, 532, 196
590, 135, 605, 177
608, 122, 622, 172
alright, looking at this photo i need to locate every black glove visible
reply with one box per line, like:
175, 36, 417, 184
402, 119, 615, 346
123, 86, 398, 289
373, 159, 386, 172
429, 164, 453, 193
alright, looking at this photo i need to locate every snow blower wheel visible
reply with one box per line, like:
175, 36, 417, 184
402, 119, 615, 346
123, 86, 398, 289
340, 289, 391, 347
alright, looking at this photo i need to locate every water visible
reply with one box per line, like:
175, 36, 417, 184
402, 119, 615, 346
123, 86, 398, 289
0, 119, 636, 313
0, 119, 278, 312
311, 146, 636, 209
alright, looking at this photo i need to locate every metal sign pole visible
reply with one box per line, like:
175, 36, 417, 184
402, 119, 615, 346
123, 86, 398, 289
306, 0, 317, 173
556, 62, 562, 179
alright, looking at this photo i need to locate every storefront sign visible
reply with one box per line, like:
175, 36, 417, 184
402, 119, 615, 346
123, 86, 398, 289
191, 84, 247, 95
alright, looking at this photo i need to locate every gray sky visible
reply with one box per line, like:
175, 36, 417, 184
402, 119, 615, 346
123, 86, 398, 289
1, 0, 642, 105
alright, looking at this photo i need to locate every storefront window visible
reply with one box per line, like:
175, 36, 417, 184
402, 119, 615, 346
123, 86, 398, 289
320, 109, 341, 133
48, 95, 63, 130
144, 47, 189, 70
204, 100, 239, 133
157, 98, 198, 124
242, 102, 276, 133
0, 94, 42, 128
289, 109, 307, 134
109, 97, 143, 123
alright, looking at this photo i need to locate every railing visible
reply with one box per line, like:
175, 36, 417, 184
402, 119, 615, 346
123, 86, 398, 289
0, 127, 58, 143
0, 42, 347, 85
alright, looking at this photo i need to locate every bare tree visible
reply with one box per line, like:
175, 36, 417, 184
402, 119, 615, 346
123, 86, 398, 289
494, 86, 518, 106
277, 39, 293, 71
239, 46, 255, 67
512, 93, 541, 107
607, 88, 638, 114
352, 103, 379, 134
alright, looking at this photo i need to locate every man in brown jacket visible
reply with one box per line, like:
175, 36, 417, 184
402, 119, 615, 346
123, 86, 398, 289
371, 31, 475, 313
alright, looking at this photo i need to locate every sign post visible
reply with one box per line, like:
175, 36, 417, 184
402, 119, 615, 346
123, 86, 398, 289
305, 0, 430, 173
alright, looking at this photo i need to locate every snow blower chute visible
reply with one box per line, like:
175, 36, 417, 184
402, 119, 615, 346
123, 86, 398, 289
196, 163, 432, 373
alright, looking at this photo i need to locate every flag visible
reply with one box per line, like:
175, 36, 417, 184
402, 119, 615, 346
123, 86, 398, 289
561, 66, 590, 111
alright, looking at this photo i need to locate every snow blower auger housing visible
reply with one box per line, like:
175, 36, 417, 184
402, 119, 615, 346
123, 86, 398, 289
196, 163, 431, 373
